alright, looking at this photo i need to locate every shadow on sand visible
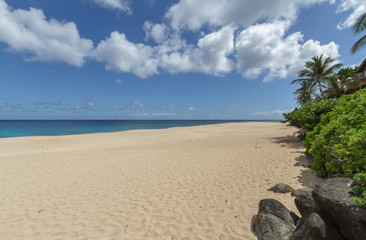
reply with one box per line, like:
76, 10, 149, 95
270, 130, 323, 188
270, 130, 304, 150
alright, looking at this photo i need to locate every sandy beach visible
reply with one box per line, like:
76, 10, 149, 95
0, 122, 319, 240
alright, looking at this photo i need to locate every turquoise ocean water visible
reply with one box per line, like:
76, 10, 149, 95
0, 120, 272, 138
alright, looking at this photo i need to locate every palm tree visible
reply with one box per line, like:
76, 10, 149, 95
351, 12, 366, 55
291, 54, 342, 100
324, 67, 360, 98
324, 75, 348, 98
293, 79, 315, 106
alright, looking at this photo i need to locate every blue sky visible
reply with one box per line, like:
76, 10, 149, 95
0, 0, 365, 120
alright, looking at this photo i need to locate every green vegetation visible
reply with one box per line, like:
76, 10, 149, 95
351, 12, 366, 55
284, 52, 366, 206
283, 98, 338, 130
324, 66, 360, 99
303, 90, 366, 178
352, 173, 366, 207
285, 90, 366, 179
291, 54, 342, 105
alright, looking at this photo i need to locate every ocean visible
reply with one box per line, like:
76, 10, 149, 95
0, 120, 268, 138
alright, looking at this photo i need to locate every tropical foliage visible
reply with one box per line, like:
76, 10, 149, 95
351, 12, 366, 55
352, 172, 366, 207
303, 90, 366, 178
324, 66, 360, 98
282, 98, 338, 130
284, 53, 366, 206
291, 54, 342, 104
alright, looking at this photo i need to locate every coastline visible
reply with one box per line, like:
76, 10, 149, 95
0, 122, 317, 239
0, 120, 278, 139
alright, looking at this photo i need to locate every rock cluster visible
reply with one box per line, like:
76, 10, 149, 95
252, 178, 366, 240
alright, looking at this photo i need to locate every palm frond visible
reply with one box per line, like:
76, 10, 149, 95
351, 34, 366, 55
352, 13, 366, 35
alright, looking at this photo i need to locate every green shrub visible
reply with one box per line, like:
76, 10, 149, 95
304, 90, 366, 177
283, 98, 338, 130
352, 172, 366, 207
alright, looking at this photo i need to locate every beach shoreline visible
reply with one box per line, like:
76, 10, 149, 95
0, 122, 318, 239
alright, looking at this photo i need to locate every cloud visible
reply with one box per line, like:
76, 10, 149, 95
0, 0, 347, 81
92, 0, 131, 13
160, 26, 235, 75
93, 26, 235, 77
235, 21, 340, 82
114, 79, 124, 85
187, 106, 196, 111
92, 20, 339, 80
335, 0, 366, 30
165, 0, 327, 31
0, 0, 93, 66
250, 109, 292, 117
0, 102, 23, 112
132, 100, 144, 108
123, 100, 149, 110
93, 31, 159, 78
143, 21, 168, 44
137, 112, 177, 117
88, 101, 96, 106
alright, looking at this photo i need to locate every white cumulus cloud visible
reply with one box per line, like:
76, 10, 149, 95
160, 26, 235, 76
92, 0, 131, 13
165, 0, 328, 31
335, 0, 366, 30
0, 0, 93, 66
93, 31, 159, 78
143, 21, 168, 44
0, 0, 351, 81
235, 21, 340, 82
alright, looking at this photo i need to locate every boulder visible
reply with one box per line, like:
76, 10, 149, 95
268, 183, 294, 194
252, 199, 297, 240
291, 188, 313, 197
297, 130, 308, 141
294, 162, 306, 167
292, 188, 316, 216
289, 210, 342, 240
305, 155, 314, 168
313, 178, 366, 240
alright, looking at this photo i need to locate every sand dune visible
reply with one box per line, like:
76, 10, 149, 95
0, 122, 318, 239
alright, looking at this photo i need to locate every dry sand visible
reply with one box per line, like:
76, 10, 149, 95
0, 122, 320, 240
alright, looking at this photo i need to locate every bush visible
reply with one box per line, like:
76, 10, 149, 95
352, 172, 366, 207
283, 98, 338, 130
304, 90, 366, 178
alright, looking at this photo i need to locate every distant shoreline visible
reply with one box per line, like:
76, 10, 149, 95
0, 119, 280, 139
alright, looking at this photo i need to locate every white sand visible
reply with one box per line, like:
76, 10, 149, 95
0, 122, 317, 239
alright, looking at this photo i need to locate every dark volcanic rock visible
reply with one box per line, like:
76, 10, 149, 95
289, 210, 342, 240
313, 178, 366, 240
291, 188, 313, 197
297, 130, 308, 141
305, 155, 314, 168
268, 183, 294, 194
292, 188, 316, 216
294, 162, 306, 167
252, 199, 297, 240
